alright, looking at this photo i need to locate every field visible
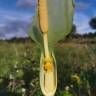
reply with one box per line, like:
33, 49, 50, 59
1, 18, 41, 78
0, 38, 96, 96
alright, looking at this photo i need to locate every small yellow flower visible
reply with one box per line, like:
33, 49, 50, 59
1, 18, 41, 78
43, 57, 53, 72
71, 74, 80, 84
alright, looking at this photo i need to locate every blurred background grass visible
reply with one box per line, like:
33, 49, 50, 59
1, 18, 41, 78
0, 38, 96, 96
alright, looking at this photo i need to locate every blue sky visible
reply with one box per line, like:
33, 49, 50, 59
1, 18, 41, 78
0, 0, 96, 39
74, 0, 96, 34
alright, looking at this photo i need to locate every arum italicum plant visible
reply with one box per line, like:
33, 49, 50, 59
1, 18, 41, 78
29, 0, 74, 96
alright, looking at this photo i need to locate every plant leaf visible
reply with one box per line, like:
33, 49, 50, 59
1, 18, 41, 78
47, 0, 74, 46
29, 12, 43, 47
29, 0, 74, 48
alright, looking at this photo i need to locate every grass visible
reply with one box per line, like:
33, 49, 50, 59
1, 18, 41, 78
0, 38, 95, 96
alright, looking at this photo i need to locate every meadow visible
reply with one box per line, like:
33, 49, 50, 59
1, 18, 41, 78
0, 37, 96, 96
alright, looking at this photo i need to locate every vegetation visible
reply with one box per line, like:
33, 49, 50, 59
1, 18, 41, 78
0, 37, 96, 96
89, 17, 96, 29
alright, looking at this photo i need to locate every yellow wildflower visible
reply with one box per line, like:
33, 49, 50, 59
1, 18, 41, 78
71, 74, 80, 84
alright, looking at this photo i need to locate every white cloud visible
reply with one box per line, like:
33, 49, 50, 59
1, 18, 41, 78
17, 0, 37, 8
0, 24, 6, 27
0, 10, 33, 40
0, 20, 31, 40
0, 10, 33, 23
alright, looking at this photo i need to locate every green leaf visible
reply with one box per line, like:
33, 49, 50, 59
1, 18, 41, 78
29, 0, 74, 47
47, 0, 74, 46
29, 13, 43, 47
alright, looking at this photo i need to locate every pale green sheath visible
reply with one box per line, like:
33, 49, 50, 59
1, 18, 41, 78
29, 0, 74, 96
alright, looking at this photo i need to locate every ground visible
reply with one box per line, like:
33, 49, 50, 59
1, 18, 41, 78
0, 37, 95, 96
